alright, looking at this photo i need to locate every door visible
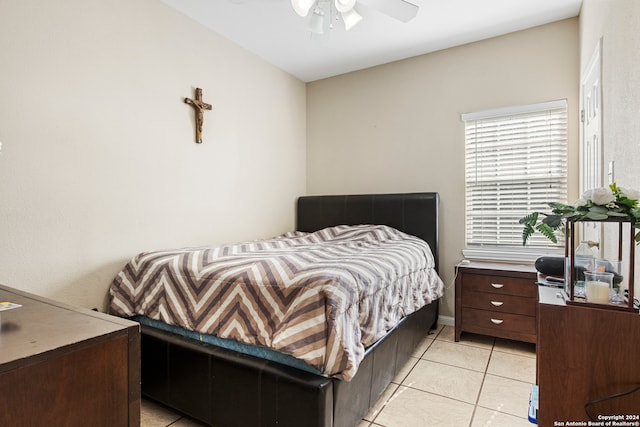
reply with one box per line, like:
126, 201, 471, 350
580, 39, 603, 247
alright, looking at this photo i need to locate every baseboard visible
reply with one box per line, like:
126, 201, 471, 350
437, 315, 454, 327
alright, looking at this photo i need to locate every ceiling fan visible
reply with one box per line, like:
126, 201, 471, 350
291, 0, 419, 33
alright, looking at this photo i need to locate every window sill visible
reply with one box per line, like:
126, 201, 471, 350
462, 247, 564, 264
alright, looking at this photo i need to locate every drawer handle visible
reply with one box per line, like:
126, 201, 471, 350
490, 283, 504, 289
490, 301, 504, 307
490, 318, 504, 325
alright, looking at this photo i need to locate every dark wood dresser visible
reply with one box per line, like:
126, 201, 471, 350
455, 261, 538, 343
537, 286, 640, 424
0, 284, 140, 426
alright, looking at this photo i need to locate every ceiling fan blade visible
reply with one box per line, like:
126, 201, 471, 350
358, 0, 419, 22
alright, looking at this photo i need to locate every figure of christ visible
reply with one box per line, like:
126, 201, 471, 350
184, 88, 212, 143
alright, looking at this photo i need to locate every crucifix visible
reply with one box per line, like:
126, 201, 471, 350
184, 87, 212, 144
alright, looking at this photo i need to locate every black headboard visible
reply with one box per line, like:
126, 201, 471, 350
296, 192, 439, 271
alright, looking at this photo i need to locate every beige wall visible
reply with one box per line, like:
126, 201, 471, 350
0, 2, 587, 320
0, 0, 306, 309
306, 19, 580, 318
580, 0, 640, 294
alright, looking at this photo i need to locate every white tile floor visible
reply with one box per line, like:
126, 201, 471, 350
141, 325, 536, 427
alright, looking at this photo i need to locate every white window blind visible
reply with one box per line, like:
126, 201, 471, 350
462, 100, 568, 255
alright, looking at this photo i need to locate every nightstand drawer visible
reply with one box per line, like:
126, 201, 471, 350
462, 273, 537, 298
462, 290, 536, 316
461, 308, 536, 336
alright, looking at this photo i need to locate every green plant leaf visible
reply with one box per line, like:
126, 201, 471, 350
589, 205, 609, 214
522, 224, 535, 246
542, 214, 563, 228
518, 212, 538, 226
575, 206, 590, 216
549, 202, 575, 214
586, 211, 608, 220
617, 196, 637, 209
610, 182, 621, 194
563, 211, 580, 218
536, 223, 558, 243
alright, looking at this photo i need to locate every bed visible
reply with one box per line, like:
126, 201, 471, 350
109, 192, 442, 427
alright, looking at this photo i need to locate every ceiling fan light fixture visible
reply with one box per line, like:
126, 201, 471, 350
341, 7, 362, 31
335, 0, 356, 12
308, 6, 325, 34
291, 0, 315, 17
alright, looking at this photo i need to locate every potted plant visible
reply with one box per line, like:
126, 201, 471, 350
519, 183, 640, 246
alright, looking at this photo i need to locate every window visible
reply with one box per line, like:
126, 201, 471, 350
462, 100, 568, 261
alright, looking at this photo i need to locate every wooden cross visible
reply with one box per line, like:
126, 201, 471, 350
184, 88, 212, 144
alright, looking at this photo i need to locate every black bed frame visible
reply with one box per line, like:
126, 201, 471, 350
140, 192, 440, 427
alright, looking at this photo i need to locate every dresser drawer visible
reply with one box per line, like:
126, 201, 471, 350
461, 308, 536, 336
462, 273, 537, 298
462, 290, 537, 316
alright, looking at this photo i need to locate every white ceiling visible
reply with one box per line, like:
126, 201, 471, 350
161, 0, 583, 82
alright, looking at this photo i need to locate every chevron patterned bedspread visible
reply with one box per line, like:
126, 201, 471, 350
109, 224, 444, 381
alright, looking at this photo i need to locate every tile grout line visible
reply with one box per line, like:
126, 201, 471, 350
467, 337, 496, 427
374, 330, 492, 424
365, 328, 440, 427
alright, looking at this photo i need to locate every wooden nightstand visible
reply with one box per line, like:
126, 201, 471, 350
455, 261, 537, 343
537, 286, 640, 423
0, 284, 140, 426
